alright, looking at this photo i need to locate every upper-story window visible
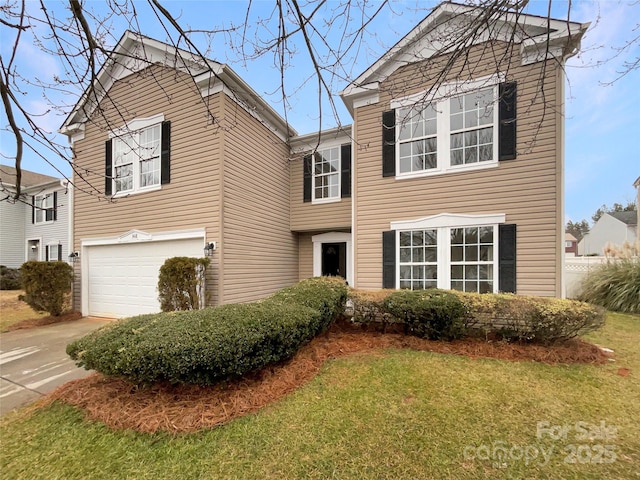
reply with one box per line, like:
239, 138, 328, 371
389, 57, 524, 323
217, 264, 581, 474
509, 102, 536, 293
303, 143, 351, 204
382, 78, 516, 179
313, 147, 340, 201
34, 193, 55, 223
106, 115, 171, 197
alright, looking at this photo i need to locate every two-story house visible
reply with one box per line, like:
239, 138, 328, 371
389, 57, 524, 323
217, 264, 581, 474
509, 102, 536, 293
0, 166, 71, 268
60, 2, 587, 318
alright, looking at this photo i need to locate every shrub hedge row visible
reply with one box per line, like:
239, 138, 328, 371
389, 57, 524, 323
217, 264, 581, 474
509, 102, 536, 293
67, 277, 348, 385
20, 261, 73, 316
349, 288, 605, 344
0, 266, 21, 290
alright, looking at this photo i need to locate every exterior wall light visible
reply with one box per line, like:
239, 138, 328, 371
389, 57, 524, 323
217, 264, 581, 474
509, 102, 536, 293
68, 251, 80, 263
204, 242, 216, 256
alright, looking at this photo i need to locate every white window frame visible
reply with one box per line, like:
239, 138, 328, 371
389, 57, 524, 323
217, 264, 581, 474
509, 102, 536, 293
46, 243, 62, 262
109, 114, 164, 197
311, 146, 341, 204
34, 193, 54, 224
391, 213, 505, 293
391, 74, 504, 179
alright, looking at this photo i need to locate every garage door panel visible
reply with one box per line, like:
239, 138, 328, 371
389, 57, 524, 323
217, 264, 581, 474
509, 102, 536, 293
87, 238, 203, 318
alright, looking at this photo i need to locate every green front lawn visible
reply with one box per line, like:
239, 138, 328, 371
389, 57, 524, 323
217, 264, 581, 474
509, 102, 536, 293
1, 313, 638, 479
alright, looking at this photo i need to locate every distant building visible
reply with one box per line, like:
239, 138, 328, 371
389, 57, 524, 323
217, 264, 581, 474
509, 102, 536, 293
564, 232, 578, 257
578, 211, 638, 256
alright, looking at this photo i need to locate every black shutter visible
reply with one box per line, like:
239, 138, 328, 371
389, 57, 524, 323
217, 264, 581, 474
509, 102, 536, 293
499, 82, 517, 161
382, 230, 396, 289
161, 120, 171, 185
53, 191, 58, 221
498, 224, 517, 293
105, 139, 113, 195
45, 246, 49, 262
31, 195, 35, 224
341, 143, 351, 198
57, 245, 62, 261
303, 154, 312, 202
382, 110, 396, 177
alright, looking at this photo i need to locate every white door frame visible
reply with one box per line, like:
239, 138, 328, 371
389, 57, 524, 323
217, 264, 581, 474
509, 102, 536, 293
311, 231, 353, 286
25, 237, 42, 262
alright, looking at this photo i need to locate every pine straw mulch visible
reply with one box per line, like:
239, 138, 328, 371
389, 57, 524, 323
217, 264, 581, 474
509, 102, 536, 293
41, 322, 610, 434
3, 311, 83, 332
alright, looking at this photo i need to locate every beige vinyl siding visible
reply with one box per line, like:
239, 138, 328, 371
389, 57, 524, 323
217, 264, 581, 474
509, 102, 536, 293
353, 44, 562, 296
72, 65, 223, 308
290, 157, 351, 231
220, 95, 298, 304
298, 233, 314, 280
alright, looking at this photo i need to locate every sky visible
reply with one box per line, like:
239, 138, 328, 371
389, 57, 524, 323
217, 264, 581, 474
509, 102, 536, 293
1, 0, 638, 225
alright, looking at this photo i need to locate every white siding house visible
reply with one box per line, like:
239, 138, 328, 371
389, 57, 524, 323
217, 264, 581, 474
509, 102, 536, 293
0, 166, 71, 268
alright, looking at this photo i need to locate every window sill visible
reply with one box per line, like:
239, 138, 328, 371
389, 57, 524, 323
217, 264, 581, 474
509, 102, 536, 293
311, 197, 342, 205
396, 160, 498, 180
112, 184, 162, 198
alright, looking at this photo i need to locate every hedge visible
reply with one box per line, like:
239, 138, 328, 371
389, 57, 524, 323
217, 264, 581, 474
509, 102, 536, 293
0, 266, 21, 290
67, 277, 348, 385
157, 256, 210, 312
347, 288, 605, 344
20, 261, 73, 316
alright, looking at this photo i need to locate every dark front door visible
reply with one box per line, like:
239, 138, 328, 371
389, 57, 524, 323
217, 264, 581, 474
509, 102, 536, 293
322, 242, 346, 279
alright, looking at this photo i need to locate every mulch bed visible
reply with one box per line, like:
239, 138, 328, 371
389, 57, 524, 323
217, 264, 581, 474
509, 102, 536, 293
3, 311, 83, 332
42, 322, 610, 434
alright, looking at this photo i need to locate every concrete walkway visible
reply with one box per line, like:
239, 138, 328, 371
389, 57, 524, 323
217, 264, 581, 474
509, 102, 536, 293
0, 317, 113, 415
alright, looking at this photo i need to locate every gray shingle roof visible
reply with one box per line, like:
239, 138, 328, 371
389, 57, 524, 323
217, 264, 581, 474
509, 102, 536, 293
0, 165, 59, 189
609, 210, 638, 226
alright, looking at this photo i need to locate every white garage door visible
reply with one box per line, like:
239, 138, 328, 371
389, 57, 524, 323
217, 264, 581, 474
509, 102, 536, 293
86, 238, 203, 318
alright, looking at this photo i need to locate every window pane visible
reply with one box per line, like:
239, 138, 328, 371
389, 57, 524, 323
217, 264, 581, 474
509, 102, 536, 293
412, 265, 424, 280
451, 228, 464, 244
464, 130, 478, 146
451, 265, 463, 280
412, 230, 424, 246
479, 281, 492, 293
400, 232, 411, 247
451, 246, 463, 262
479, 245, 493, 261
465, 227, 478, 244
424, 230, 437, 245
424, 247, 437, 262
465, 265, 478, 280
451, 149, 463, 166
465, 281, 478, 292
465, 148, 478, 164
450, 133, 463, 149
425, 265, 437, 280
400, 281, 411, 289
479, 264, 493, 280
413, 247, 424, 262
450, 113, 463, 131
479, 226, 493, 243
400, 266, 411, 280
451, 281, 463, 291
479, 145, 493, 162
479, 127, 493, 144
465, 245, 478, 261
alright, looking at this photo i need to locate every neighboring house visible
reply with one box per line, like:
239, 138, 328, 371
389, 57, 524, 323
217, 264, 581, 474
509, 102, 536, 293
578, 211, 638, 256
635, 177, 640, 240
565, 232, 578, 257
60, 2, 587, 317
0, 166, 71, 268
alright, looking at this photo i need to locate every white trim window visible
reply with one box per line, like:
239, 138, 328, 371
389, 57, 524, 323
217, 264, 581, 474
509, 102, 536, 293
449, 88, 495, 166
312, 147, 341, 202
46, 243, 62, 262
397, 104, 438, 174
34, 194, 54, 223
391, 213, 504, 294
113, 123, 161, 194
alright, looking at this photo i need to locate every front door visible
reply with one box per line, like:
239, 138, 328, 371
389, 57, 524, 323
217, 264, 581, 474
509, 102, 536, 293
322, 242, 346, 279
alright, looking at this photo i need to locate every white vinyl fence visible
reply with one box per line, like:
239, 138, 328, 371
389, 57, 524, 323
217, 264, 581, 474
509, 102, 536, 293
564, 256, 607, 299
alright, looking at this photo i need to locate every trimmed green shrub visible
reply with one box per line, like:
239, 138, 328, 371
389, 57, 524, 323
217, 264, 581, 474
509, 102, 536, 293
67, 277, 348, 385
348, 288, 397, 330
20, 261, 73, 316
453, 292, 606, 344
158, 257, 210, 312
577, 258, 640, 314
382, 289, 467, 340
0, 266, 21, 290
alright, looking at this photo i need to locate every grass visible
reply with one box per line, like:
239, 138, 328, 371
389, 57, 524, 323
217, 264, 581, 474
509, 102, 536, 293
0, 290, 47, 332
1, 313, 639, 479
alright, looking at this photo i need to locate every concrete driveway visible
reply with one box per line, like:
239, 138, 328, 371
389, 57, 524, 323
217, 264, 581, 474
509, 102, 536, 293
0, 317, 113, 415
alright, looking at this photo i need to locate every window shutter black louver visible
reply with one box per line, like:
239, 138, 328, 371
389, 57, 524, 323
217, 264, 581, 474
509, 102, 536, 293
341, 143, 351, 198
53, 191, 58, 221
382, 230, 396, 288
382, 110, 396, 177
45, 246, 49, 262
105, 139, 113, 195
499, 82, 517, 161
498, 224, 517, 293
161, 120, 171, 185
303, 154, 312, 202
57, 245, 62, 261
31, 195, 35, 224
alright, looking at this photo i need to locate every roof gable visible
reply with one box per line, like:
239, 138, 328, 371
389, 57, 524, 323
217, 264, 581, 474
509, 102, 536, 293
608, 211, 638, 226
0, 165, 61, 191
340, 1, 588, 113
60, 31, 295, 141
